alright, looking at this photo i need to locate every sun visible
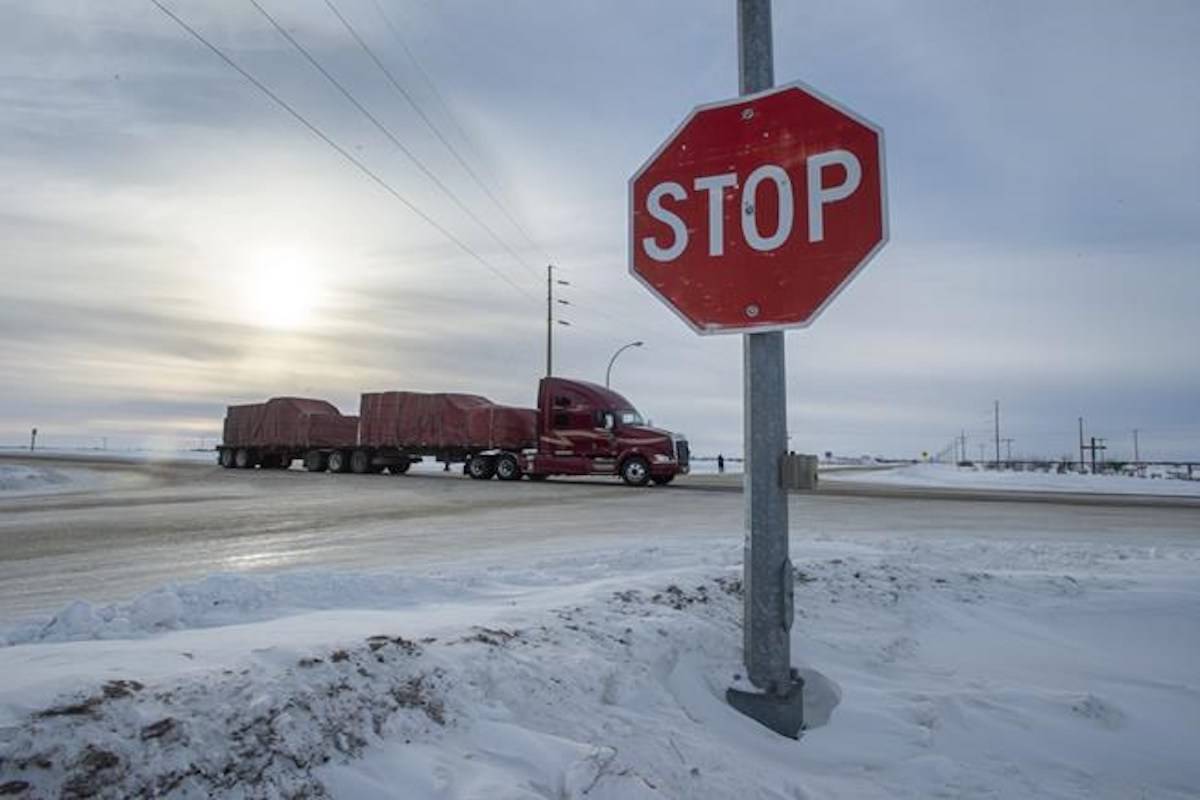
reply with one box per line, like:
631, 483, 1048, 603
240, 247, 322, 330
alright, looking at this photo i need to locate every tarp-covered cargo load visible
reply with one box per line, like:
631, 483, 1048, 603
358, 392, 536, 451
222, 397, 358, 449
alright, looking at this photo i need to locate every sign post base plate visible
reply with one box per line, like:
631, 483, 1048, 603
726, 674, 805, 739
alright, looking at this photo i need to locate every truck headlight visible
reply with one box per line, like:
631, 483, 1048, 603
653, 453, 673, 464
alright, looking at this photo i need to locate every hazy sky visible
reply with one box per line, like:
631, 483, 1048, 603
2, 0, 1197, 461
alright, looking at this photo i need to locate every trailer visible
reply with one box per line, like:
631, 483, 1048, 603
218, 397, 358, 470
336, 392, 536, 476
218, 377, 689, 486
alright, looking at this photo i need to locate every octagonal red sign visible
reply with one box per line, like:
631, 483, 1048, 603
629, 82, 887, 334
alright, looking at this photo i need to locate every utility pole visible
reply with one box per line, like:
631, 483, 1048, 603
1001, 437, 1015, 463
958, 429, 967, 465
30, 427, 37, 452
993, 400, 1000, 469
1084, 436, 1107, 474
725, 0, 804, 740
545, 265, 570, 376
1078, 417, 1085, 473
1132, 429, 1140, 464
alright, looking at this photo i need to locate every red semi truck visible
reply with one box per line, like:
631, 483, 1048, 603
217, 377, 689, 486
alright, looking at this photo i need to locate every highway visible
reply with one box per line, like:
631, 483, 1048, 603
2, 454, 1197, 621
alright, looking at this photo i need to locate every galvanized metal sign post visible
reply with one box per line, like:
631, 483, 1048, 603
731, 0, 802, 737
628, 0, 887, 739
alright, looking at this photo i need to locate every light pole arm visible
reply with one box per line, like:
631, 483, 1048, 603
605, 341, 643, 388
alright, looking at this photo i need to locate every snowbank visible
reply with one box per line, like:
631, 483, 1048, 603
824, 461, 1200, 496
1, 531, 1197, 799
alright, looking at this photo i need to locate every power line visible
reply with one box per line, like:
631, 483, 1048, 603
329, 0, 677, 340
367, 0, 554, 267
249, 0, 538, 292
362, 1, 674, 340
326, 0, 545, 279
147, 0, 534, 300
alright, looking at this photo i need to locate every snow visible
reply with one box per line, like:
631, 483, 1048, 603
824, 461, 1200, 496
0, 463, 99, 497
1, 525, 1198, 799
0, 447, 219, 465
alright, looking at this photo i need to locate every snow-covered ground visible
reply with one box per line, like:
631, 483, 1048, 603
0, 447, 219, 465
824, 461, 1200, 497
1, 523, 1197, 798
0, 463, 100, 497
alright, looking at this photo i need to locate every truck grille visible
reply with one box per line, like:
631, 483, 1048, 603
675, 438, 690, 468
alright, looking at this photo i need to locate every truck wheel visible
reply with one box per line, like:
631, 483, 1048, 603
304, 451, 328, 472
219, 448, 236, 468
620, 456, 650, 487
651, 474, 675, 486
350, 449, 373, 475
388, 457, 411, 475
275, 456, 293, 470
328, 450, 349, 473
467, 455, 496, 480
234, 448, 254, 469
259, 454, 279, 469
495, 454, 521, 481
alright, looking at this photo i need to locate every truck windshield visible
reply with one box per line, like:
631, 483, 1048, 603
618, 410, 643, 426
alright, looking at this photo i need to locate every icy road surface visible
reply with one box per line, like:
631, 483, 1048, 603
1, 454, 1197, 622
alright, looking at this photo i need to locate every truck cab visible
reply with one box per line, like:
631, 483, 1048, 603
521, 377, 689, 485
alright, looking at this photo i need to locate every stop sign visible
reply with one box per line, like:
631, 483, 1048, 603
629, 82, 886, 334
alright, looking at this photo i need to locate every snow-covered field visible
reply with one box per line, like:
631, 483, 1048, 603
824, 461, 1200, 497
0, 448, 219, 465
0, 464, 99, 497
1, 523, 1197, 798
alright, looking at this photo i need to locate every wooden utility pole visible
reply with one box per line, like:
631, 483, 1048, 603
993, 400, 1000, 469
1078, 417, 1085, 472
545, 266, 570, 376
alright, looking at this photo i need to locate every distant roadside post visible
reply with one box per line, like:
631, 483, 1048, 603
628, 0, 887, 737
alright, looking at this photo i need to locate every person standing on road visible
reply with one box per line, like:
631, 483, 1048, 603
717, 453, 725, 473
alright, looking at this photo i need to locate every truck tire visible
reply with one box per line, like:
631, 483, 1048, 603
388, 457, 411, 475
467, 455, 496, 480
350, 449, 374, 475
495, 453, 521, 481
651, 474, 675, 486
234, 448, 254, 469
328, 450, 349, 474
219, 448, 236, 469
259, 453, 280, 469
620, 456, 650, 487
304, 451, 328, 472
274, 455, 292, 470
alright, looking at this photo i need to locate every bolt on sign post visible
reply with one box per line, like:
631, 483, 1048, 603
628, 0, 887, 738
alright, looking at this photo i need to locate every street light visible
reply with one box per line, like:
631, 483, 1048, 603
605, 341, 644, 388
